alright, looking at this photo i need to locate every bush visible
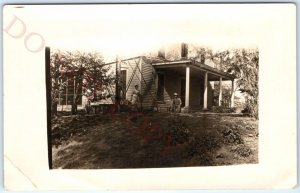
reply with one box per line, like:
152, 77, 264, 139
242, 97, 258, 119
212, 106, 236, 113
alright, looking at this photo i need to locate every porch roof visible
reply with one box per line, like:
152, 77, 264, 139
151, 59, 235, 81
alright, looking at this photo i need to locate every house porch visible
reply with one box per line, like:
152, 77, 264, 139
152, 60, 235, 112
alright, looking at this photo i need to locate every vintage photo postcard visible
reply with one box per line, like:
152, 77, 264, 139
3, 3, 297, 190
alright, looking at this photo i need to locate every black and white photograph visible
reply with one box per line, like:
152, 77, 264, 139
41, 5, 260, 169
3, 3, 296, 190
48, 43, 259, 169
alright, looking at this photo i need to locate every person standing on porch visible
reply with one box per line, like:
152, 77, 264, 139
131, 84, 140, 111
171, 93, 182, 113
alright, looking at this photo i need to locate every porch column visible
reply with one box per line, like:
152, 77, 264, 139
183, 64, 190, 112
203, 71, 208, 110
218, 77, 223, 106
230, 79, 235, 108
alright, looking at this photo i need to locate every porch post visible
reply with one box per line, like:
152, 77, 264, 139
230, 79, 235, 108
218, 77, 222, 106
183, 64, 190, 112
203, 71, 208, 110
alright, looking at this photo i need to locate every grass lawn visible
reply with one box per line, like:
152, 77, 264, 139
51, 112, 258, 169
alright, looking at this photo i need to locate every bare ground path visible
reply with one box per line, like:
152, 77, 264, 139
51, 112, 258, 169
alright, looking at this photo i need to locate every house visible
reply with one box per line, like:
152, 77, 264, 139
54, 43, 236, 112
105, 43, 236, 112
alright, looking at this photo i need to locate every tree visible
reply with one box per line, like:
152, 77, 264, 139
214, 48, 259, 118
50, 50, 115, 115
50, 50, 66, 116
184, 45, 259, 118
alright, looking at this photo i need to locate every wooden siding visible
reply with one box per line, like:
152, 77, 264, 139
119, 56, 157, 110
121, 57, 142, 102
140, 57, 156, 110
189, 76, 202, 108
117, 56, 215, 110
163, 70, 182, 103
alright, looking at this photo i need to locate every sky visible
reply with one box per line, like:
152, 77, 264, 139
3, 4, 261, 61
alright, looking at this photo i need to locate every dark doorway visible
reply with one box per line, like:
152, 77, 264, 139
199, 78, 204, 106
180, 78, 186, 107
157, 73, 165, 101
120, 70, 127, 98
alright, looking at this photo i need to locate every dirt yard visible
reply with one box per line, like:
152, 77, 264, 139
51, 112, 258, 169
